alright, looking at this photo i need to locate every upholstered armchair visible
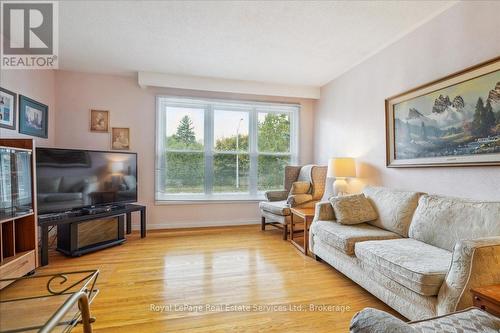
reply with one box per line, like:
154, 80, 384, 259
259, 165, 327, 240
350, 307, 500, 333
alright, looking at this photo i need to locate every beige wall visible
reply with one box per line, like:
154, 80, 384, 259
0, 70, 56, 146
314, 1, 500, 200
54, 70, 316, 228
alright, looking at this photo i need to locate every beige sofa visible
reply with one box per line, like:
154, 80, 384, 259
309, 186, 500, 320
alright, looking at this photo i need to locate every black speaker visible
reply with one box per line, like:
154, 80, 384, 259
57, 215, 125, 256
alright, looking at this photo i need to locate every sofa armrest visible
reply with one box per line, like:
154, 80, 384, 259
265, 190, 288, 202
313, 201, 335, 221
350, 308, 416, 333
437, 236, 500, 315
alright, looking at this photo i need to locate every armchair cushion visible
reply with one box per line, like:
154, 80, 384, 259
329, 194, 377, 225
290, 181, 311, 195
351, 307, 500, 333
350, 307, 416, 333
259, 200, 290, 216
410, 307, 500, 332
287, 194, 313, 207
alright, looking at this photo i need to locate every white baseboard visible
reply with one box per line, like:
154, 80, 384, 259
132, 218, 260, 230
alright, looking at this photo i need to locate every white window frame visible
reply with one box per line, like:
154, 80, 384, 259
156, 96, 299, 202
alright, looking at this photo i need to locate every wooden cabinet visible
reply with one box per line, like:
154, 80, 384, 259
0, 139, 38, 289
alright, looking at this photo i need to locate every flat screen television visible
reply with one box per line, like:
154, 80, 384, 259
36, 148, 137, 214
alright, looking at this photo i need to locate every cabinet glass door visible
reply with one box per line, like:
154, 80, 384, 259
13, 150, 33, 215
0, 148, 13, 220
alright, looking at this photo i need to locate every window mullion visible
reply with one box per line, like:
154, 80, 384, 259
155, 99, 167, 200
204, 105, 214, 195
249, 108, 258, 195
292, 108, 299, 164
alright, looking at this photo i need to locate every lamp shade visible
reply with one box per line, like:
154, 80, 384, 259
327, 158, 356, 178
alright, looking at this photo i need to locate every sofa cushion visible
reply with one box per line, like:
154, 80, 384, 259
363, 186, 422, 237
259, 200, 290, 216
410, 307, 500, 332
310, 220, 401, 256
329, 194, 377, 225
409, 195, 500, 251
355, 238, 452, 296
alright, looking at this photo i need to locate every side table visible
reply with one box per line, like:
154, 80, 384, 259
470, 284, 500, 317
289, 208, 315, 255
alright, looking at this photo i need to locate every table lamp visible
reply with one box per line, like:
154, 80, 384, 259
327, 157, 356, 197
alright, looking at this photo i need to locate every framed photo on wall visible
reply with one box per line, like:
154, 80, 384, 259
0, 87, 17, 130
111, 127, 130, 150
386, 57, 500, 167
90, 109, 110, 132
19, 95, 49, 138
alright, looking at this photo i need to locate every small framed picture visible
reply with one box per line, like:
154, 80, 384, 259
0, 87, 17, 130
19, 95, 48, 138
111, 127, 130, 150
90, 109, 110, 132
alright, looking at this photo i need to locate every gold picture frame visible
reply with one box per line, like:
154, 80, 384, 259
90, 109, 110, 132
385, 57, 500, 167
111, 127, 130, 150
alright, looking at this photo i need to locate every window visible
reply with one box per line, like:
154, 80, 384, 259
156, 97, 299, 201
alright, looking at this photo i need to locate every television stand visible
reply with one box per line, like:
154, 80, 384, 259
38, 204, 146, 266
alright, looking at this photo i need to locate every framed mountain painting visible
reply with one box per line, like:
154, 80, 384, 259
386, 57, 500, 167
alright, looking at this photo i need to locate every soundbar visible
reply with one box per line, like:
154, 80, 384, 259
38, 205, 116, 223
81, 206, 112, 215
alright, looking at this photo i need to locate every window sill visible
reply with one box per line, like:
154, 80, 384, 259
155, 199, 264, 205
155, 193, 266, 205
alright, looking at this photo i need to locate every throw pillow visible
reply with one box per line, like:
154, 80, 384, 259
287, 194, 313, 207
329, 194, 377, 225
290, 181, 311, 195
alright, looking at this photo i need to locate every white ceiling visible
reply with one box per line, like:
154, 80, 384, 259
59, 1, 455, 87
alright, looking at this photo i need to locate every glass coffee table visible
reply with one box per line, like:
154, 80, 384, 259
0, 270, 99, 333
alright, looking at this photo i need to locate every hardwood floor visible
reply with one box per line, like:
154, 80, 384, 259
37, 226, 399, 332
